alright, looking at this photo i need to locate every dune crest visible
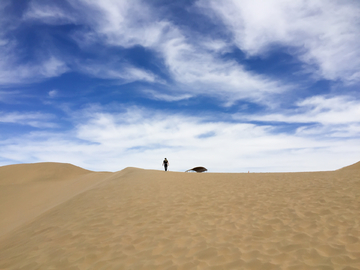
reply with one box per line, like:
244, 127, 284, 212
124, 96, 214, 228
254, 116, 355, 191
0, 162, 92, 185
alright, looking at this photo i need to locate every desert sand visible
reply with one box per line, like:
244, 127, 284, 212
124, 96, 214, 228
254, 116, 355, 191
0, 162, 359, 270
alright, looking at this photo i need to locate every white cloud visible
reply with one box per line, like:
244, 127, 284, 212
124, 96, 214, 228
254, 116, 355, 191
62, 0, 292, 104
1, 1, 359, 173
71, 0, 168, 48
24, 0, 163, 83
0, 0, 291, 104
159, 33, 289, 104
245, 95, 360, 125
142, 89, 193, 102
24, 1, 76, 25
40, 57, 69, 78
237, 95, 360, 138
0, 111, 57, 128
0, 2, 69, 85
296, 95, 360, 124
1, 106, 359, 172
0, 57, 68, 85
48, 90, 58, 98
0, 29, 68, 85
77, 62, 159, 83
198, 0, 360, 83
0, 90, 20, 103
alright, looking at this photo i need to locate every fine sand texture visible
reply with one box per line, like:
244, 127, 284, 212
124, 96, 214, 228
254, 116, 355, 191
0, 162, 360, 270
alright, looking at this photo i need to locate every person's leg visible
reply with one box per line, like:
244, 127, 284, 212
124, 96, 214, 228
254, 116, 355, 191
165, 165, 168, 171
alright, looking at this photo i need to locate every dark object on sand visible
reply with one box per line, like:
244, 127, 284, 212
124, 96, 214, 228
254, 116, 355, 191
185, 167, 207, 173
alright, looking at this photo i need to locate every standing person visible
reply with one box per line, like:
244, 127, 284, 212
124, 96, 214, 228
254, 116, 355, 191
162, 158, 169, 171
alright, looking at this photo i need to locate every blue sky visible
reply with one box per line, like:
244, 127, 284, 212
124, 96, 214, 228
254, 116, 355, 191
1, 0, 360, 172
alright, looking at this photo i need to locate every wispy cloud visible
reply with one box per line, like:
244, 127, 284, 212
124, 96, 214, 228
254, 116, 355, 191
23, 1, 77, 25
0, 57, 68, 85
0, 1, 359, 173
0, 111, 57, 128
158, 32, 290, 104
48, 90, 58, 98
142, 89, 193, 102
296, 95, 360, 125
1, 105, 359, 172
77, 62, 160, 83
0, 16, 69, 87
54, 0, 293, 104
70, 0, 167, 48
238, 95, 360, 138
0, 90, 21, 103
244, 95, 360, 124
0, 1, 69, 85
198, 0, 360, 83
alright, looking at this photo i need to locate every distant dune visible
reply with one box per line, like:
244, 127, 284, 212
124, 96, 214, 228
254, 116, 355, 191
0, 162, 92, 185
0, 161, 359, 269
338, 160, 360, 171
0, 162, 111, 238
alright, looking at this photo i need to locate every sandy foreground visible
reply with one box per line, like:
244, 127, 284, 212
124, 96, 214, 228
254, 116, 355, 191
0, 162, 359, 270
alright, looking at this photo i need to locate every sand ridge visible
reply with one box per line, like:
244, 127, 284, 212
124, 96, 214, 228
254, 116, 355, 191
0, 163, 360, 269
0, 162, 112, 238
0, 162, 92, 185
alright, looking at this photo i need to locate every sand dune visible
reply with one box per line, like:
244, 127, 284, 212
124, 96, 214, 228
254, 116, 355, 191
0, 162, 92, 185
0, 162, 111, 238
0, 162, 360, 269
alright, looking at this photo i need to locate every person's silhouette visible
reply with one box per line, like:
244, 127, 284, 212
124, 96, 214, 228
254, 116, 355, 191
162, 158, 169, 171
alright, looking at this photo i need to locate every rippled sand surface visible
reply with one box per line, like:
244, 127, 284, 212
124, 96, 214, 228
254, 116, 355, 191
0, 162, 359, 270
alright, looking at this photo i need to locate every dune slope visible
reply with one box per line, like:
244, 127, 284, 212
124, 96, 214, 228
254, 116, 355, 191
0, 163, 360, 269
338, 160, 360, 171
0, 162, 111, 237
